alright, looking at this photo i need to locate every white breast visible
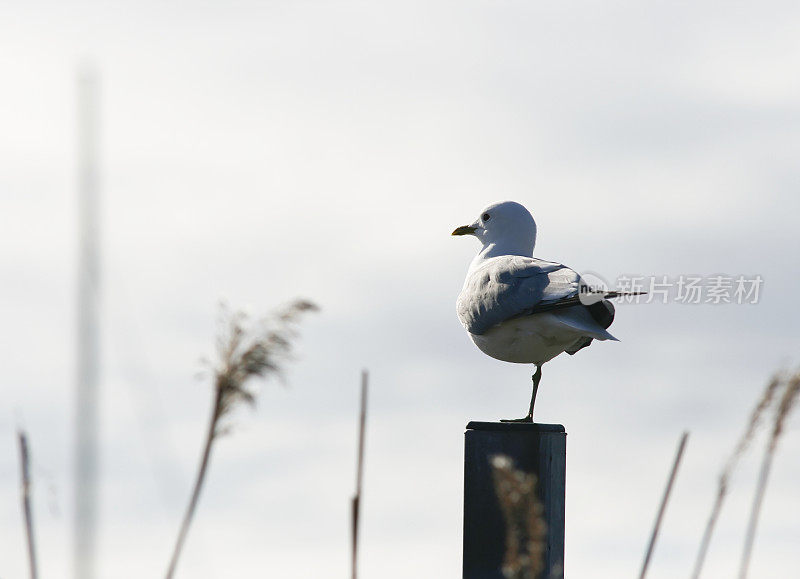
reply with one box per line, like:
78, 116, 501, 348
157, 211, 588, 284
468, 312, 586, 365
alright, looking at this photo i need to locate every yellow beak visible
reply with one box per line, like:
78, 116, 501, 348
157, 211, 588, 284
451, 225, 477, 236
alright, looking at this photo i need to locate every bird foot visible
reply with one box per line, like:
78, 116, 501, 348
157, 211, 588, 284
500, 416, 533, 423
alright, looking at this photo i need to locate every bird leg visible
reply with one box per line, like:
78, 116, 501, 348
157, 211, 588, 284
501, 365, 541, 423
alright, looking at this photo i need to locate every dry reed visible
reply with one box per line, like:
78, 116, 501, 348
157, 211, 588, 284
351, 370, 368, 579
17, 430, 38, 579
639, 431, 688, 579
738, 371, 800, 579
164, 299, 318, 579
691, 373, 784, 579
490, 454, 547, 579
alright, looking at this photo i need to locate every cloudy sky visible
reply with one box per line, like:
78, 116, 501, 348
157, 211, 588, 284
2, 1, 800, 577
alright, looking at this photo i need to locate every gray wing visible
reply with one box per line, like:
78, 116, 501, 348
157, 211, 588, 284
457, 256, 585, 335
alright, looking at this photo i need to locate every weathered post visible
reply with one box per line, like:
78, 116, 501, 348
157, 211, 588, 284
463, 422, 566, 579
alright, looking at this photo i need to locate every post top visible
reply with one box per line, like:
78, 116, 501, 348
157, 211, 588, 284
466, 421, 565, 433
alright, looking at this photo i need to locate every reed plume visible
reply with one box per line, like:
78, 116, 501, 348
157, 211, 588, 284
738, 370, 800, 579
691, 373, 783, 579
164, 299, 318, 579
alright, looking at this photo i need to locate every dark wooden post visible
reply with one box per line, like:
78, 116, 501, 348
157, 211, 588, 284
463, 422, 566, 579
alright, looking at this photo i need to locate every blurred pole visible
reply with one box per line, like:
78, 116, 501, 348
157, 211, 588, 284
639, 431, 689, 579
18, 430, 38, 579
351, 370, 368, 579
75, 64, 101, 579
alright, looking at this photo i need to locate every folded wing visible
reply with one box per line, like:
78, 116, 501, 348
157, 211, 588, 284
457, 256, 585, 335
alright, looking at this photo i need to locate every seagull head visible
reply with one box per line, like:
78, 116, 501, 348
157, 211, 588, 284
452, 201, 537, 257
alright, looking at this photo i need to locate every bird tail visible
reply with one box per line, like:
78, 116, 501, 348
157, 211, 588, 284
525, 290, 647, 315
601, 290, 647, 300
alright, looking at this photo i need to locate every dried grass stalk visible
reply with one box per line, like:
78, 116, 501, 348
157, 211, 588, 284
738, 371, 800, 579
691, 373, 784, 579
351, 370, 368, 579
490, 455, 547, 579
164, 299, 318, 579
638, 431, 688, 579
18, 430, 38, 579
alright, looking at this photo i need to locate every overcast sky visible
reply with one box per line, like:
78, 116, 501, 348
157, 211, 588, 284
2, 1, 800, 578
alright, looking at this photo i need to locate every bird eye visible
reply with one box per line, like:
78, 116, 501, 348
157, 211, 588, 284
482, 213, 491, 221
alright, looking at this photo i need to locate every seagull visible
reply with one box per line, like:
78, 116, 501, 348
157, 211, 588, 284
453, 201, 639, 422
